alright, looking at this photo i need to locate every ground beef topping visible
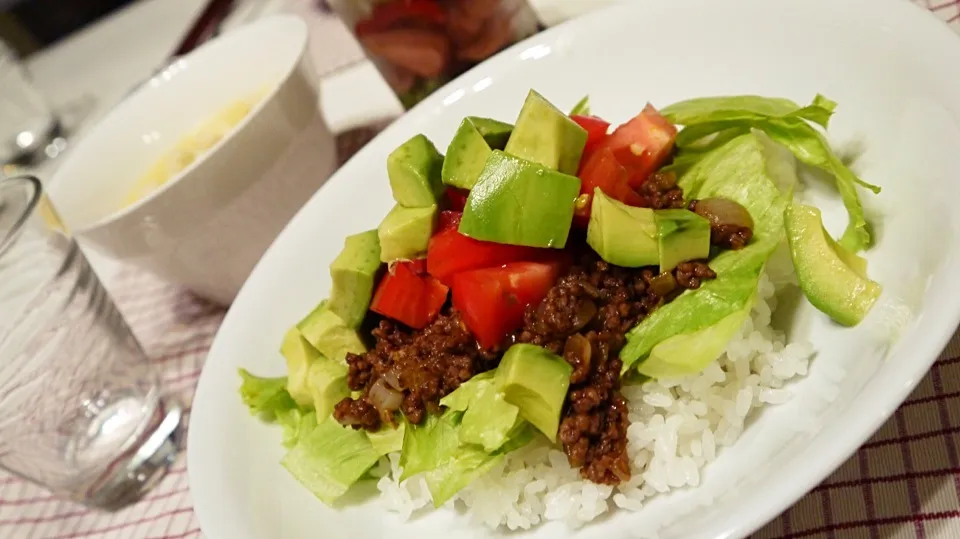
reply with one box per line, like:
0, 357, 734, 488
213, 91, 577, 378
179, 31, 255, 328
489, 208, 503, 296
638, 171, 686, 209
518, 251, 714, 484
333, 312, 497, 431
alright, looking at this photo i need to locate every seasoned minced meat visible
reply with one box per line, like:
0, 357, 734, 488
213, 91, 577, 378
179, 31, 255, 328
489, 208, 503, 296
336, 248, 720, 485
518, 251, 713, 484
335, 313, 497, 431
638, 171, 685, 209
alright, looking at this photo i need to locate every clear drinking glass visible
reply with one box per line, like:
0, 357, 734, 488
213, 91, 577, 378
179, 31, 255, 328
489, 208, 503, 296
0, 175, 183, 510
0, 41, 66, 166
330, 0, 544, 109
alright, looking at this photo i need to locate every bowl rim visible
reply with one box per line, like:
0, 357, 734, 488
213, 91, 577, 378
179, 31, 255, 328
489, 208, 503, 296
187, 0, 960, 537
50, 13, 310, 234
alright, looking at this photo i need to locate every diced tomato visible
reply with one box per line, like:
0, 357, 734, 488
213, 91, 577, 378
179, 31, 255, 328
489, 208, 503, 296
572, 146, 645, 227
371, 260, 448, 329
603, 104, 678, 188
438, 210, 462, 231
355, 0, 446, 36
452, 261, 563, 349
406, 257, 428, 275
445, 187, 469, 212
571, 115, 610, 154
427, 226, 545, 286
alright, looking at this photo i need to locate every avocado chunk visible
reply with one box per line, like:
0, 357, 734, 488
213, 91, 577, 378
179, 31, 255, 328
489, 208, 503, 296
441, 116, 513, 190
458, 150, 581, 248
328, 230, 382, 328
307, 358, 349, 420
586, 188, 659, 267
784, 203, 881, 326
297, 304, 367, 362
280, 327, 320, 407
387, 134, 444, 208
377, 203, 437, 262
504, 90, 588, 175
494, 344, 573, 442
654, 209, 711, 273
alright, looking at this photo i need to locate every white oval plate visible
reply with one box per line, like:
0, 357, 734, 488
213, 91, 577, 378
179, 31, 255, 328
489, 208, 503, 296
188, 0, 960, 537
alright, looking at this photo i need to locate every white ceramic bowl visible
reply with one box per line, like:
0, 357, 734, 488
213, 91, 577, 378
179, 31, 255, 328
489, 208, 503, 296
188, 0, 960, 537
47, 15, 336, 305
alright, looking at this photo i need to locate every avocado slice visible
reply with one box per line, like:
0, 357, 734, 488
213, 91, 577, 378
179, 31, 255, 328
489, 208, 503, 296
377, 203, 437, 262
280, 327, 320, 407
784, 203, 881, 326
586, 188, 659, 267
387, 134, 444, 208
307, 357, 349, 420
328, 230, 382, 328
494, 344, 573, 442
458, 150, 581, 248
297, 304, 367, 362
441, 116, 513, 190
504, 90, 588, 175
654, 209, 711, 273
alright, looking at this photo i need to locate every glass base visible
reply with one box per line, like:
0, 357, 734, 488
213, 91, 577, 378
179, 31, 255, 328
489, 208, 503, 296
81, 398, 185, 511
4, 117, 67, 168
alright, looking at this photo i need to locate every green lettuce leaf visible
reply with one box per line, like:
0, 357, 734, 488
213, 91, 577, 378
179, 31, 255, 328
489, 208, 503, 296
661, 94, 879, 253
639, 293, 755, 378
367, 424, 406, 456
281, 417, 380, 505
439, 371, 521, 452
622, 133, 787, 374
663, 94, 837, 129
238, 369, 298, 421
276, 408, 317, 449
399, 410, 534, 507
569, 95, 590, 116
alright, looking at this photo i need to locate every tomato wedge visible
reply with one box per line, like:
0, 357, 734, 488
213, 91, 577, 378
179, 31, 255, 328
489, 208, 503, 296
437, 210, 462, 232
427, 226, 546, 286
604, 104, 678, 187
371, 260, 448, 329
572, 146, 645, 227
452, 261, 563, 349
571, 115, 610, 154
445, 187, 469, 212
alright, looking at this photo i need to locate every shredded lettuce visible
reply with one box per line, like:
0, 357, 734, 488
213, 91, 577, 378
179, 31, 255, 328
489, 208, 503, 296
238, 369, 298, 421
400, 410, 534, 507
281, 418, 380, 505
367, 424, 406, 456
622, 133, 788, 375
440, 371, 522, 452
661, 94, 879, 253
569, 95, 590, 116
277, 408, 317, 449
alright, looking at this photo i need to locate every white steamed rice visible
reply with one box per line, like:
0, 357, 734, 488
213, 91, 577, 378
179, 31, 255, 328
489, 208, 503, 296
374, 259, 815, 531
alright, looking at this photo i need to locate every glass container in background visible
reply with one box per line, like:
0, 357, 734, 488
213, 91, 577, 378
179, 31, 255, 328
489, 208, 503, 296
0, 40, 66, 167
330, 0, 543, 109
0, 175, 183, 510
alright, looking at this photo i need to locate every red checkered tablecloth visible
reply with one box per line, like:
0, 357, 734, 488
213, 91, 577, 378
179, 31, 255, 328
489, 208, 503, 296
2, 3, 960, 537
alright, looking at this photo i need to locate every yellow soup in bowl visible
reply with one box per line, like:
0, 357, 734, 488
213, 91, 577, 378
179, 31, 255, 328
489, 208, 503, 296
122, 90, 268, 209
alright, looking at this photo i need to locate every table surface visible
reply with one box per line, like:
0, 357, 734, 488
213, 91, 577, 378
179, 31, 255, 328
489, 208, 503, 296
2, 0, 960, 537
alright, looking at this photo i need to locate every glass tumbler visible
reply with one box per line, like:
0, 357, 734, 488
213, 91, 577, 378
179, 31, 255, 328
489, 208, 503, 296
330, 0, 544, 109
0, 40, 66, 166
0, 175, 183, 510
